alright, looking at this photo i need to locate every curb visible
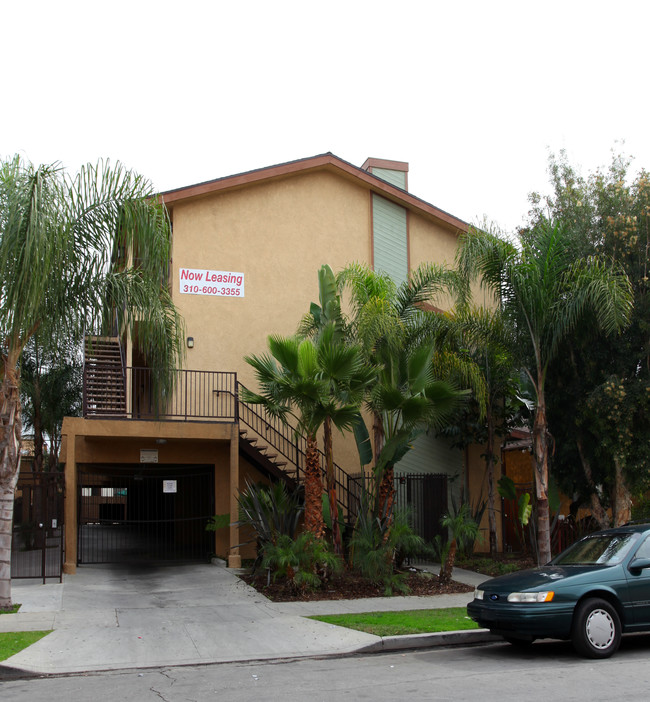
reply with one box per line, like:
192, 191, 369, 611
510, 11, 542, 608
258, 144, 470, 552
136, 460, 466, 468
355, 628, 501, 653
0, 630, 501, 679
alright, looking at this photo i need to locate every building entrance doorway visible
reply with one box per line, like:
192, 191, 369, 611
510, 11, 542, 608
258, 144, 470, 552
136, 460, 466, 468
77, 464, 214, 564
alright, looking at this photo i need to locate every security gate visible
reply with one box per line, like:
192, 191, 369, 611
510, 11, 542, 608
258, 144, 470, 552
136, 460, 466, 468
395, 473, 448, 542
78, 465, 214, 564
12, 471, 64, 582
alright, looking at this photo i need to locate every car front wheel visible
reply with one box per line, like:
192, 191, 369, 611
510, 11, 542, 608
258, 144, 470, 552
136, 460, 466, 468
571, 598, 621, 659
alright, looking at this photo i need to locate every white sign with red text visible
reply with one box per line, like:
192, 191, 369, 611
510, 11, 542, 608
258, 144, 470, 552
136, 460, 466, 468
179, 267, 245, 298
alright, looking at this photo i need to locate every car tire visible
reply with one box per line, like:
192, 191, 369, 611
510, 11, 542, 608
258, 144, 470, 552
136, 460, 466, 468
571, 598, 621, 659
503, 636, 534, 648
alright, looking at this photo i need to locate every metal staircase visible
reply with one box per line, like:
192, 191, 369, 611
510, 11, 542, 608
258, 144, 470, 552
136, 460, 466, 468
237, 383, 359, 516
83, 337, 127, 417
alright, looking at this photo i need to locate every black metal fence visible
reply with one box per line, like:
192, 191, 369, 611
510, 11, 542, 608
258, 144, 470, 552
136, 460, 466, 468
395, 473, 449, 543
345, 471, 449, 544
12, 471, 64, 582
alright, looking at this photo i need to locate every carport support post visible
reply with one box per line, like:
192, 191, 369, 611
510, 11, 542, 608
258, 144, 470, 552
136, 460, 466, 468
63, 430, 77, 574
228, 423, 241, 568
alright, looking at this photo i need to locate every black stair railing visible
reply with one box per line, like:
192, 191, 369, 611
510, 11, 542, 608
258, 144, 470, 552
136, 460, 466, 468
237, 382, 358, 517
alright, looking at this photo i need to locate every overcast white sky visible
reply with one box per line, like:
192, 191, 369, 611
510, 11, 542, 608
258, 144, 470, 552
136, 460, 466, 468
3, 0, 649, 232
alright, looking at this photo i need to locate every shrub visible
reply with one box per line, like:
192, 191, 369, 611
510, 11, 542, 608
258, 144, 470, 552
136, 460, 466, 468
262, 532, 342, 592
348, 501, 426, 595
234, 480, 303, 571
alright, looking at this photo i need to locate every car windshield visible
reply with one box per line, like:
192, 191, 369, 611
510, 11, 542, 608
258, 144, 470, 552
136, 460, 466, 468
552, 532, 640, 566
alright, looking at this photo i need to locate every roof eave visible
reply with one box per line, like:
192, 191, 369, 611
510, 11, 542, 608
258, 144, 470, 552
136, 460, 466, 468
161, 153, 468, 232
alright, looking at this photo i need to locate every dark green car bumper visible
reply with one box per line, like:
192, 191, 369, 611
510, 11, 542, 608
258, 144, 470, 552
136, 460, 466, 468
467, 598, 576, 639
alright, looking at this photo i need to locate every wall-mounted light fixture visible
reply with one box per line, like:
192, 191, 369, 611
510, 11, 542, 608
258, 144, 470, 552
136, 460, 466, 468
187, 337, 194, 348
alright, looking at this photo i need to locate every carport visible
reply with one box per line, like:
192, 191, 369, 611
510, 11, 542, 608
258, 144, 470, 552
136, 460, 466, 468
61, 416, 242, 572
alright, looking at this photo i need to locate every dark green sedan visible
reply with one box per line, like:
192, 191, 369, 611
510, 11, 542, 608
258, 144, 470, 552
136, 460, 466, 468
467, 523, 650, 658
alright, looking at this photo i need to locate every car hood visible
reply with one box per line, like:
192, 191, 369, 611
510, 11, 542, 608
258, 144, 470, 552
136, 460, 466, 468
480, 565, 619, 592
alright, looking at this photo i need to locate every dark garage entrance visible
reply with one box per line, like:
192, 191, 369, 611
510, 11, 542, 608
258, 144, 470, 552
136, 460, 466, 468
78, 464, 214, 564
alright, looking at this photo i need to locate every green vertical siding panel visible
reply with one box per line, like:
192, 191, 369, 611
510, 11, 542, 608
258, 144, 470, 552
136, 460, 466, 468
372, 194, 408, 287
395, 432, 464, 506
372, 168, 406, 189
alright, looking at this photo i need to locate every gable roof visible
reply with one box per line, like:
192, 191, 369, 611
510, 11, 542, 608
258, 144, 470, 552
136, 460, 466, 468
161, 152, 468, 233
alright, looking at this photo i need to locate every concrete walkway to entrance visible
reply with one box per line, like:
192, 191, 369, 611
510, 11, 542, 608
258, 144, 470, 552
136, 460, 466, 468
0, 563, 492, 675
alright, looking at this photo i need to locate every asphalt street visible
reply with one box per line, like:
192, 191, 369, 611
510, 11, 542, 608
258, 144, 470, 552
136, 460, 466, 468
5, 636, 650, 701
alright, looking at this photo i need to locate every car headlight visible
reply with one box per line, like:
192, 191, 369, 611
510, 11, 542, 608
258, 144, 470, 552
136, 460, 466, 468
473, 588, 484, 600
507, 591, 555, 603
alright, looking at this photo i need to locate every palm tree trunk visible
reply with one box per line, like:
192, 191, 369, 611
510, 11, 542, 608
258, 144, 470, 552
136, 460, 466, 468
303, 434, 325, 539
323, 418, 342, 554
486, 403, 498, 557
372, 411, 395, 520
0, 367, 22, 610
439, 538, 457, 584
532, 384, 551, 565
372, 411, 384, 465
378, 464, 395, 521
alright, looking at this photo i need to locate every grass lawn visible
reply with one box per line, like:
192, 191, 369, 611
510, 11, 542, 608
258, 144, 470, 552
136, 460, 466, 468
0, 631, 51, 661
310, 607, 479, 636
0, 605, 52, 661
0, 604, 21, 614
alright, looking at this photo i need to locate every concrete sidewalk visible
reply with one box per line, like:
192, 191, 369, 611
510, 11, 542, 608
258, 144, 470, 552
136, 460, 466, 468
0, 562, 495, 675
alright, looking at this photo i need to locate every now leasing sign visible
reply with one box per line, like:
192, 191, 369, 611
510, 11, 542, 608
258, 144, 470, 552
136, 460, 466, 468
179, 267, 245, 298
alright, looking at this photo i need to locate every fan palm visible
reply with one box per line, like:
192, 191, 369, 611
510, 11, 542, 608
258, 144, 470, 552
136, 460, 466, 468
0, 156, 184, 609
457, 218, 633, 564
243, 325, 373, 553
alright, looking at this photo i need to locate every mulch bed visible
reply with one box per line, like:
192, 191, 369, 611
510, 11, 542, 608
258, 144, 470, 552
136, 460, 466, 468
240, 569, 474, 602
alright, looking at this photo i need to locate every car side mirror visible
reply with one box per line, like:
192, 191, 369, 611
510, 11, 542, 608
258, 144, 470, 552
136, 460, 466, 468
628, 557, 650, 573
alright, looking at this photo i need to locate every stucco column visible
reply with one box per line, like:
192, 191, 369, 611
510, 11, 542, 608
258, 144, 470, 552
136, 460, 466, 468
63, 429, 77, 574
227, 423, 241, 568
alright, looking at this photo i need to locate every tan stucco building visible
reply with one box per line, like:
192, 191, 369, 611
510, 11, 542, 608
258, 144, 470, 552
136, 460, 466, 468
61, 153, 501, 572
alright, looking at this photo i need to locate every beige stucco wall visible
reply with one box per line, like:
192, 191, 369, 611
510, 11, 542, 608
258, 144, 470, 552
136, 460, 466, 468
167, 170, 469, 476
170, 171, 370, 387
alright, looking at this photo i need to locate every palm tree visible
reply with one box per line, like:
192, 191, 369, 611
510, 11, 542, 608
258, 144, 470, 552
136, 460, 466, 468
457, 218, 633, 564
243, 327, 372, 553
436, 305, 522, 556
338, 263, 479, 516
0, 156, 184, 609
298, 265, 378, 553
439, 502, 479, 584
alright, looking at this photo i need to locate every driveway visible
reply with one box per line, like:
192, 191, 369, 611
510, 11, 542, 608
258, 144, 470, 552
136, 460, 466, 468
2, 562, 483, 674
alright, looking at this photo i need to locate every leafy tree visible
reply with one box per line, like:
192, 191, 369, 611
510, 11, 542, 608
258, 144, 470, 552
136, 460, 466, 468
457, 218, 632, 564
529, 152, 650, 525
0, 156, 184, 610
